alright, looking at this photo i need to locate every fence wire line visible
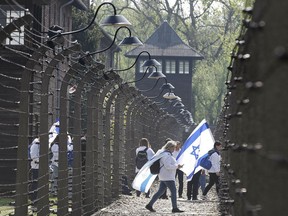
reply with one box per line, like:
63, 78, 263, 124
0, 1, 189, 215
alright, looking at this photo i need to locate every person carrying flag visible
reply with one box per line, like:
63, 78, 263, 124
135, 138, 155, 198
202, 141, 222, 199
145, 141, 184, 213
175, 119, 215, 200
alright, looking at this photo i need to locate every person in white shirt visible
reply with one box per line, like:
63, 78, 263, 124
67, 138, 73, 168
145, 141, 184, 213
135, 138, 155, 197
50, 139, 59, 196
202, 141, 222, 198
159, 138, 172, 199
30, 137, 40, 206
172, 141, 184, 198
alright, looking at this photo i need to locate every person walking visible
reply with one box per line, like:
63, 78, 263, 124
29, 137, 40, 210
159, 138, 172, 199
198, 169, 207, 194
172, 141, 184, 198
145, 141, 184, 213
135, 138, 155, 198
202, 141, 222, 199
186, 169, 201, 200
50, 138, 59, 196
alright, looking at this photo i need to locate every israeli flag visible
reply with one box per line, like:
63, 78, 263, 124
132, 151, 166, 193
176, 119, 214, 181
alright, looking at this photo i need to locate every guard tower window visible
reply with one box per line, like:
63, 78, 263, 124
179, 61, 189, 74
139, 60, 146, 73
156, 59, 162, 73
166, 60, 176, 74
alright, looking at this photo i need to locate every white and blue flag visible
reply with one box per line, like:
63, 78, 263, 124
176, 119, 214, 181
132, 150, 166, 193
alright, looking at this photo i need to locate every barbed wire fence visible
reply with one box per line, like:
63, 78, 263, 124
0, 5, 186, 216
215, 0, 288, 215
4, 0, 288, 216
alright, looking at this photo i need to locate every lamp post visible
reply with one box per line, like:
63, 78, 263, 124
137, 76, 175, 103
113, 50, 161, 73
125, 65, 164, 84
154, 82, 176, 105
78, 26, 143, 65
104, 51, 161, 84
48, 2, 132, 39
87, 26, 142, 56
137, 76, 164, 92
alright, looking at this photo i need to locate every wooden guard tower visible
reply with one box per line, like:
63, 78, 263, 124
125, 20, 203, 116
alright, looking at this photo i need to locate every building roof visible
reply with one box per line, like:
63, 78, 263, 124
35, 0, 88, 10
125, 20, 203, 59
72, 0, 88, 11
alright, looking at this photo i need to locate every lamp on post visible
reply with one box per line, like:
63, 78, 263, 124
125, 65, 165, 84
87, 26, 142, 55
137, 76, 171, 92
135, 74, 177, 102
147, 69, 166, 79
146, 78, 175, 100
48, 2, 132, 40
118, 28, 143, 46
159, 79, 178, 99
108, 51, 161, 85
114, 50, 161, 73
143, 76, 177, 100
173, 101, 185, 108
78, 26, 143, 65
147, 88, 167, 100
163, 92, 178, 100
161, 96, 181, 111
160, 82, 175, 91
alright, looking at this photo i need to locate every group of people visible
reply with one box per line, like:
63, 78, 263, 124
29, 135, 74, 208
135, 137, 222, 213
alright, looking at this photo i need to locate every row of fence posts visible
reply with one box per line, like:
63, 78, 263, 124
0, 15, 186, 216
214, 1, 288, 215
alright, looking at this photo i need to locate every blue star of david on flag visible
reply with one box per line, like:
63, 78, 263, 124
176, 119, 215, 181
191, 145, 200, 159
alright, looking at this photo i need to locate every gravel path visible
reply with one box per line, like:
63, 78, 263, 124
92, 180, 220, 216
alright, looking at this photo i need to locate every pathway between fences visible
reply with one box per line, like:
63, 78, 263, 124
92, 180, 220, 216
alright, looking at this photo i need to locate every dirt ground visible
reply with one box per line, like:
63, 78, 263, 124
92, 180, 220, 216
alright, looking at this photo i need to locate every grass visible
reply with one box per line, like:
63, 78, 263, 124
0, 198, 14, 215
0, 198, 13, 206
0, 197, 58, 216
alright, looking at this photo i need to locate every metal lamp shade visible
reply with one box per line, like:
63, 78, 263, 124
141, 59, 161, 67
160, 83, 175, 90
148, 71, 166, 79
172, 96, 182, 101
173, 101, 185, 108
118, 36, 143, 46
100, 15, 132, 27
163, 92, 178, 99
